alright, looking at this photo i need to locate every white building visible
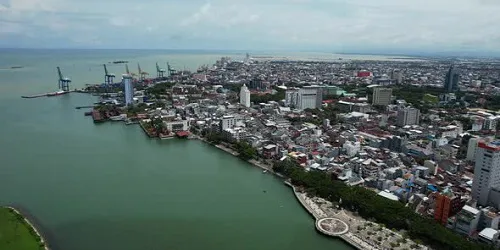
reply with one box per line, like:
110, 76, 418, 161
122, 74, 134, 106
396, 107, 420, 127
343, 141, 361, 157
298, 86, 322, 110
484, 117, 498, 131
447, 205, 481, 236
239, 84, 250, 108
472, 141, 500, 208
372, 87, 392, 106
467, 137, 480, 162
164, 120, 190, 132
220, 115, 237, 131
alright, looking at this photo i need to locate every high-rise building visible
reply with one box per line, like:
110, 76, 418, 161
371, 87, 392, 106
467, 137, 480, 162
239, 84, 250, 107
472, 141, 500, 208
122, 74, 134, 106
396, 107, 420, 127
444, 65, 459, 93
298, 86, 322, 110
285, 88, 299, 108
285, 86, 322, 110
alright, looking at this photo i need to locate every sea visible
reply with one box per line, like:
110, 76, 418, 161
0, 49, 367, 250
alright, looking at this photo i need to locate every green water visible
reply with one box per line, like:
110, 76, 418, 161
0, 49, 352, 250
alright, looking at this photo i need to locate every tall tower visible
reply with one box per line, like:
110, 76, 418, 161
444, 65, 459, 93
240, 84, 251, 108
122, 74, 134, 106
472, 141, 500, 208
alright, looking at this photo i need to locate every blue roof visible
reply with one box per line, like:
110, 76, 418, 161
427, 184, 438, 192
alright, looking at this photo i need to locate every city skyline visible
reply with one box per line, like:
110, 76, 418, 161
1, 0, 500, 56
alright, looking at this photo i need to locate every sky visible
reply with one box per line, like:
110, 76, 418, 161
1, 0, 500, 55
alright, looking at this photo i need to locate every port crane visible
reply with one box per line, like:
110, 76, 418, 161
57, 67, 71, 92
167, 62, 177, 76
137, 63, 148, 81
103, 64, 115, 87
125, 64, 137, 77
156, 62, 166, 78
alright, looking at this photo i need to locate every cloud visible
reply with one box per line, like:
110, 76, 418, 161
0, 0, 499, 54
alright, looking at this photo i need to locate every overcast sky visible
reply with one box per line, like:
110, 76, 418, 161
1, 0, 500, 54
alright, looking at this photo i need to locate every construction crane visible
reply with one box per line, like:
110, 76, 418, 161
57, 67, 71, 92
156, 62, 166, 78
167, 62, 177, 76
103, 64, 115, 87
137, 63, 148, 81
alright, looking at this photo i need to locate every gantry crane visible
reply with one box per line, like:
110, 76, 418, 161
103, 64, 115, 87
156, 62, 166, 78
57, 67, 71, 92
137, 63, 148, 81
167, 62, 177, 76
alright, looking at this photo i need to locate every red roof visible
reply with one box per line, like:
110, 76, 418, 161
176, 131, 190, 137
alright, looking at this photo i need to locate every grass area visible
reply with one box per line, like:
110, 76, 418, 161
0, 207, 44, 250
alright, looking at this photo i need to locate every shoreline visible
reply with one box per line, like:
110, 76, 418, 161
3, 206, 50, 250
190, 135, 368, 250
283, 182, 371, 250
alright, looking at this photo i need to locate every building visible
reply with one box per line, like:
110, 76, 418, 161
444, 65, 459, 93
396, 108, 420, 127
298, 86, 322, 110
467, 137, 480, 162
239, 84, 250, 108
447, 205, 481, 236
472, 141, 500, 209
286, 86, 322, 110
371, 87, 392, 106
220, 115, 237, 131
122, 74, 134, 106
434, 190, 465, 225
285, 88, 299, 108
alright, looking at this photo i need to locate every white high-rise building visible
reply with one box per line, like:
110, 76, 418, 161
122, 74, 134, 106
472, 141, 500, 208
467, 137, 480, 162
396, 107, 420, 127
372, 87, 392, 106
239, 84, 250, 107
298, 86, 322, 110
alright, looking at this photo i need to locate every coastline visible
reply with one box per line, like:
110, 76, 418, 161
3, 206, 50, 250
190, 134, 369, 250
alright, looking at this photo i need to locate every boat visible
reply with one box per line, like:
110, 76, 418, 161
10, 66, 23, 69
263, 170, 268, 174
112, 60, 128, 64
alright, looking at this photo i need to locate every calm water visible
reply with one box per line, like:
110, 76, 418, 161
0, 49, 353, 250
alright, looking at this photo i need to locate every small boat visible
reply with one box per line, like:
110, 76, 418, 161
10, 66, 23, 69
263, 170, 268, 174
112, 60, 128, 64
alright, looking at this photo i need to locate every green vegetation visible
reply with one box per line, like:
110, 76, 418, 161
273, 160, 490, 250
251, 87, 286, 104
0, 207, 44, 250
234, 142, 257, 160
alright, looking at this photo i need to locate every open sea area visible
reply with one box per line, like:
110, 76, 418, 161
0, 49, 368, 250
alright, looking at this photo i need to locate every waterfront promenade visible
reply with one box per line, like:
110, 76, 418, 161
285, 182, 427, 250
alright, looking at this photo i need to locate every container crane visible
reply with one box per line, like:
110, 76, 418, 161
156, 62, 166, 78
57, 67, 71, 92
125, 64, 137, 77
137, 63, 148, 81
103, 64, 115, 87
167, 62, 177, 76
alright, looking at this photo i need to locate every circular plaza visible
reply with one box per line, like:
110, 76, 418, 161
316, 217, 349, 236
